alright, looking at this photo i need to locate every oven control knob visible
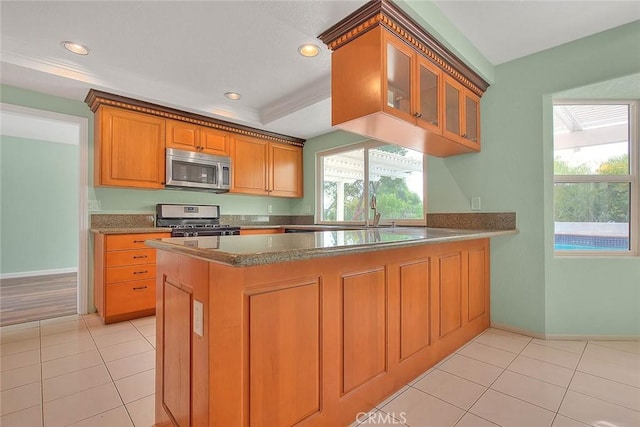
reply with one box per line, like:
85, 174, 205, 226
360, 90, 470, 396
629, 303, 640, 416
193, 232, 198, 237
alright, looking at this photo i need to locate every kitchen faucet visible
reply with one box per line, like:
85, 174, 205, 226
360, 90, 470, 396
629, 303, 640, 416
370, 195, 381, 227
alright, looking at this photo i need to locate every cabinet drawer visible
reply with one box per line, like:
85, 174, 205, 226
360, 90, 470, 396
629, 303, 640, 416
106, 264, 156, 284
106, 249, 157, 267
106, 279, 156, 316
106, 233, 169, 251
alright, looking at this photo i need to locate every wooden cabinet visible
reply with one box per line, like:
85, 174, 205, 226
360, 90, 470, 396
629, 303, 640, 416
384, 32, 443, 136
320, 1, 489, 158
94, 107, 165, 189
166, 119, 229, 156
443, 75, 481, 150
154, 238, 489, 427
231, 136, 303, 197
93, 232, 169, 323
330, 26, 480, 157
239, 228, 284, 235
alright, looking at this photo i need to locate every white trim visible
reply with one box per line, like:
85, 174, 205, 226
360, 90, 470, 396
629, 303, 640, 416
490, 322, 546, 339
315, 140, 427, 226
491, 322, 640, 341
544, 334, 640, 341
0, 103, 89, 314
1, 268, 78, 280
552, 100, 638, 256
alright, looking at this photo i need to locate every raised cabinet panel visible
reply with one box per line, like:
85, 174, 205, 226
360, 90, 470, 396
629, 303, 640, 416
270, 143, 303, 197
162, 279, 191, 427
438, 253, 462, 338
166, 119, 198, 150
399, 260, 431, 360
249, 282, 321, 427
200, 128, 229, 156
231, 136, 268, 195
468, 247, 487, 321
98, 107, 165, 189
342, 268, 386, 394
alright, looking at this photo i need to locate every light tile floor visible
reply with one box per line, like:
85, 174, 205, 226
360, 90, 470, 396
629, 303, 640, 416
1, 315, 639, 427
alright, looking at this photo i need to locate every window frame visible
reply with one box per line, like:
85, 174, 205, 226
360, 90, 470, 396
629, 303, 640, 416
553, 100, 639, 256
316, 140, 427, 226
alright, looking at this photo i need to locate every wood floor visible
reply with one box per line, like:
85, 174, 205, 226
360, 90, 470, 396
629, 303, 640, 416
0, 272, 77, 326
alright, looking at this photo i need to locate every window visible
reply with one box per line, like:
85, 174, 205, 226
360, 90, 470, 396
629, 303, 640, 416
317, 141, 426, 225
553, 101, 638, 254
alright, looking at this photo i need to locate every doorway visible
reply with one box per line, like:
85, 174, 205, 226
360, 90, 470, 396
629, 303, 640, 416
0, 103, 88, 326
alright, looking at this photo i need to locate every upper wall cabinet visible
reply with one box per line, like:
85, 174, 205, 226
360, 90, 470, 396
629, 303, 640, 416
166, 119, 230, 156
231, 136, 303, 198
319, 0, 489, 157
86, 90, 305, 191
94, 106, 165, 189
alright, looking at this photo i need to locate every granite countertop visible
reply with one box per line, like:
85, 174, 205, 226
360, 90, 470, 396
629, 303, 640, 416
145, 227, 517, 267
91, 227, 172, 234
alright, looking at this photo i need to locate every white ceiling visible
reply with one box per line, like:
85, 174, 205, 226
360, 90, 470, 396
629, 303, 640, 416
1, 1, 638, 141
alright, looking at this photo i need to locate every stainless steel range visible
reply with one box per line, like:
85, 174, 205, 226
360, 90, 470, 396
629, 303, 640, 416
156, 204, 240, 237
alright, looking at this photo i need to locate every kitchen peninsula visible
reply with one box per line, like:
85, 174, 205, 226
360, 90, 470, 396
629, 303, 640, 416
147, 226, 515, 426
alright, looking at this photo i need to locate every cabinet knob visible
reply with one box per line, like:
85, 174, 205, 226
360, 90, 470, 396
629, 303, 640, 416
413, 112, 423, 118
462, 133, 468, 139
431, 120, 438, 125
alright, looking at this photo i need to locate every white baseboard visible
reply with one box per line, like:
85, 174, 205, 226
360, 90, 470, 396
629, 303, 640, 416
491, 322, 639, 341
490, 322, 546, 339
0, 268, 78, 280
544, 333, 640, 341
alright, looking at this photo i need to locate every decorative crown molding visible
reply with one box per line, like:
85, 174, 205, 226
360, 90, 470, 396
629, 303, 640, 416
84, 90, 306, 147
318, 0, 489, 96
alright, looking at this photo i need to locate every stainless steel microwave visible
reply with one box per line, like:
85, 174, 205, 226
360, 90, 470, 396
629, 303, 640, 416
165, 148, 231, 192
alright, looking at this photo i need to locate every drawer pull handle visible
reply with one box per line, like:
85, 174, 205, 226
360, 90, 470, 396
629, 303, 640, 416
133, 255, 148, 259
133, 240, 145, 243
133, 270, 148, 275
133, 285, 148, 291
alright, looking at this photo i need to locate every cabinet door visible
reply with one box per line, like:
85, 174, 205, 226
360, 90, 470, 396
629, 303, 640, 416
463, 91, 481, 146
269, 143, 303, 197
415, 56, 442, 134
166, 119, 199, 151
383, 33, 414, 122
200, 128, 229, 156
161, 278, 192, 427
98, 107, 165, 189
231, 136, 268, 195
442, 76, 464, 143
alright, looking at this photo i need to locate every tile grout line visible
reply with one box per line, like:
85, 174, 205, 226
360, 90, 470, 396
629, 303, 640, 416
455, 333, 534, 426
84, 315, 138, 427
548, 337, 590, 427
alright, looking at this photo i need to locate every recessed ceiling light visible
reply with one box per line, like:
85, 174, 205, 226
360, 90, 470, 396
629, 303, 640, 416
224, 92, 241, 100
298, 44, 320, 57
61, 41, 89, 55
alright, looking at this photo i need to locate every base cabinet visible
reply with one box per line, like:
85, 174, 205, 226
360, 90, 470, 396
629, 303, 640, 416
93, 232, 169, 323
155, 238, 489, 426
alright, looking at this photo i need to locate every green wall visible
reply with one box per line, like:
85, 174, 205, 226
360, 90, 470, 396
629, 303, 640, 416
428, 21, 640, 336
0, 136, 79, 274
0, 85, 295, 217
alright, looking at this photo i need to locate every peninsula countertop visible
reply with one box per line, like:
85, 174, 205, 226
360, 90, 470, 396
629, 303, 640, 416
145, 227, 516, 267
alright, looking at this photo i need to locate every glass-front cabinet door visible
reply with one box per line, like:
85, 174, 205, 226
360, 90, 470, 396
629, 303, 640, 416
384, 34, 413, 121
443, 76, 462, 140
464, 92, 480, 145
416, 56, 441, 133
